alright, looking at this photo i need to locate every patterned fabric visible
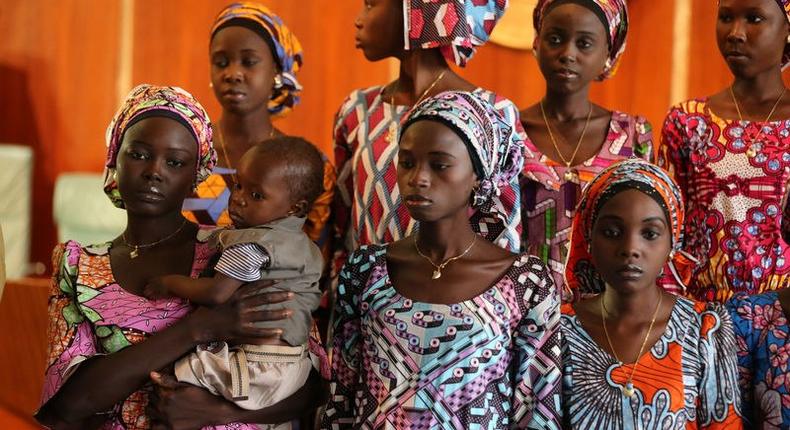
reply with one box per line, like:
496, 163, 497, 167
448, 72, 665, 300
321, 245, 562, 429
214, 242, 269, 282
40, 233, 329, 429
104, 84, 216, 209
564, 158, 696, 301
211, 2, 303, 117
727, 291, 790, 428
404, 0, 507, 67
402, 90, 524, 225
533, 0, 628, 80
561, 297, 743, 429
659, 99, 790, 302
183, 152, 337, 267
521, 111, 653, 298
331, 86, 524, 283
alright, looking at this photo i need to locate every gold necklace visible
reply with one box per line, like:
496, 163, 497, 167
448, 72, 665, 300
600, 291, 663, 398
729, 86, 785, 158
217, 124, 276, 183
539, 100, 593, 182
122, 219, 188, 259
386, 70, 448, 143
413, 234, 476, 280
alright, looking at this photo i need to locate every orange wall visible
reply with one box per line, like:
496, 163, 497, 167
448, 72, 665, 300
2, 0, 789, 269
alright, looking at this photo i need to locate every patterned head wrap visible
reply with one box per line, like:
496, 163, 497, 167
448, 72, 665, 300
564, 159, 697, 300
401, 91, 524, 225
533, 0, 628, 80
404, 0, 508, 67
211, 2, 303, 117
103, 84, 216, 209
772, 0, 790, 69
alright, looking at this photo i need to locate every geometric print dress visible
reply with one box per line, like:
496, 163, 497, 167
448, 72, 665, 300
561, 297, 743, 429
321, 245, 562, 429
660, 99, 790, 302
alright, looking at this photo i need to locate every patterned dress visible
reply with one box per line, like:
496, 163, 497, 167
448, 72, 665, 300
331, 86, 525, 277
561, 297, 743, 429
521, 112, 653, 298
40, 231, 328, 429
727, 291, 790, 428
660, 99, 790, 302
321, 245, 562, 429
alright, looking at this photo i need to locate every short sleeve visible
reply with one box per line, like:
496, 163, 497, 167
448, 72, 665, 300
697, 302, 744, 429
510, 256, 562, 429
214, 243, 270, 282
40, 241, 102, 407
320, 246, 377, 429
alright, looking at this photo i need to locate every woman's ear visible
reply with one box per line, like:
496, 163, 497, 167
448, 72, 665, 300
288, 199, 309, 217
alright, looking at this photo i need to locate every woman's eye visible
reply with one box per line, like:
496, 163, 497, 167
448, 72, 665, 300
398, 160, 414, 169
167, 159, 186, 168
547, 35, 561, 45
432, 163, 450, 171
242, 58, 259, 67
129, 151, 147, 160
643, 230, 660, 240
213, 58, 228, 68
578, 39, 592, 49
251, 192, 263, 200
233, 183, 242, 190
602, 228, 620, 238
747, 14, 764, 24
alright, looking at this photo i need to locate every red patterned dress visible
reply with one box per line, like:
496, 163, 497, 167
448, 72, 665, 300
659, 98, 790, 302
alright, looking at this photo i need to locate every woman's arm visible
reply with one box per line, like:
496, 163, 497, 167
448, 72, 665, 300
37, 286, 290, 426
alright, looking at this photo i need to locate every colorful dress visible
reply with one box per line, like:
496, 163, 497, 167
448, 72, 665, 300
331, 86, 525, 277
659, 99, 790, 302
321, 245, 562, 429
561, 297, 743, 429
40, 231, 329, 429
183, 157, 337, 265
727, 291, 790, 428
521, 112, 653, 298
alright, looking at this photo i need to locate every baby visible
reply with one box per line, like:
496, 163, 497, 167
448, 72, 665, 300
145, 136, 323, 413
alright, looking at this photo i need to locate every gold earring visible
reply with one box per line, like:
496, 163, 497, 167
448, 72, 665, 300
209, 82, 214, 88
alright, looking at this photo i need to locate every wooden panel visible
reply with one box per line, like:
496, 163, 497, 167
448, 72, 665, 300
0, 278, 51, 417
131, 1, 392, 156
0, 0, 120, 268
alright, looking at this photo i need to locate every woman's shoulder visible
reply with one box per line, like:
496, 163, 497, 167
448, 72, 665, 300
665, 97, 710, 122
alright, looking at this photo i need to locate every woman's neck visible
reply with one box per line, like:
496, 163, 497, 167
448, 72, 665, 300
219, 106, 275, 149
122, 212, 188, 246
732, 68, 787, 104
394, 49, 453, 104
543, 86, 593, 121
600, 284, 663, 322
414, 211, 478, 262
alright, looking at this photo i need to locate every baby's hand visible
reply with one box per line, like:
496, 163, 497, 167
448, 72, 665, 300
144, 276, 171, 300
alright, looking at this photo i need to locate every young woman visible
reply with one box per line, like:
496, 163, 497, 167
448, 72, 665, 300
520, 0, 655, 301
183, 2, 335, 262
331, 0, 524, 283
35, 85, 327, 430
561, 159, 742, 429
660, 0, 790, 302
322, 91, 561, 429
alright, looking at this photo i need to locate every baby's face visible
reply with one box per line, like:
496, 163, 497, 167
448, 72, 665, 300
227, 153, 295, 228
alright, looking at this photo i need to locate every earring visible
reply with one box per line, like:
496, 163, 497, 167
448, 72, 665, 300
209, 82, 213, 88
786, 34, 790, 43
273, 74, 283, 88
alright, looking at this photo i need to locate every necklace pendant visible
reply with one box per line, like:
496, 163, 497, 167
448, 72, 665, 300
563, 169, 576, 182
386, 123, 398, 143
130, 247, 139, 259
622, 382, 635, 398
746, 146, 758, 157
431, 269, 442, 280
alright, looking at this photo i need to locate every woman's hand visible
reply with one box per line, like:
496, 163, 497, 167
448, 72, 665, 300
187, 280, 293, 344
148, 372, 229, 430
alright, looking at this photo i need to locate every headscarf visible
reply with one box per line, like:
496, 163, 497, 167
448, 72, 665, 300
533, 0, 628, 80
400, 91, 524, 228
211, 2, 303, 117
564, 159, 697, 300
771, 0, 790, 69
404, 0, 508, 67
103, 84, 216, 209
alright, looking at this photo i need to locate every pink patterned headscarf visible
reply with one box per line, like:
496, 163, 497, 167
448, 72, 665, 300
404, 0, 508, 67
103, 85, 216, 209
533, 0, 628, 80
772, 0, 790, 69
